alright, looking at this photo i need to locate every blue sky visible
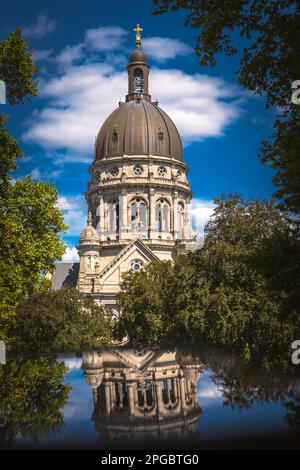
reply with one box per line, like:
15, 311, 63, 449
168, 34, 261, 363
1, 0, 276, 261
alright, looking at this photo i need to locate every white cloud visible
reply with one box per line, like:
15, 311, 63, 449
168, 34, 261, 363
84, 26, 128, 52
31, 167, 42, 180
143, 36, 191, 62
57, 195, 87, 236
24, 62, 243, 162
198, 383, 223, 398
23, 13, 57, 39
61, 246, 80, 263
55, 44, 84, 69
191, 199, 215, 236
57, 356, 82, 369
29, 166, 62, 179
33, 49, 53, 62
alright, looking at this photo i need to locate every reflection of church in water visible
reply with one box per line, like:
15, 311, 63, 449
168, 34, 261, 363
83, 350, 202, 442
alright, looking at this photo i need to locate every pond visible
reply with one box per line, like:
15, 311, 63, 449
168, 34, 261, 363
1, 348, 300, 449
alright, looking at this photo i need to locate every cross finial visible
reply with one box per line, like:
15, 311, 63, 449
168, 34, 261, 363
134, 24, 143, 49
87, 211, 92, 226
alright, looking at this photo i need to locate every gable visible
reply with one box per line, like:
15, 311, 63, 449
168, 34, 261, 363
99, 239, 159, 284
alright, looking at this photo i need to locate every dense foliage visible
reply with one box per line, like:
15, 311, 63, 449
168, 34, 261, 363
0, 27, 38, 105
116, 195, 300, 372
12, 287, 114, 354
151, 0, 300, 215
147, 0, 300, 371
0, 29, 66, 342
0, 357, 70, 447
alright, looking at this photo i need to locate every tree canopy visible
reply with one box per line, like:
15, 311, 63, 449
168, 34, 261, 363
0, 357, 70, 447
13, 287, 114, 354
151, 0, 300, 215
0, 29, 66, 342
117, 194, 300, 372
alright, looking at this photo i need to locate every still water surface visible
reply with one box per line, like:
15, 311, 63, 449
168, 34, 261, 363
1, 348, 300, 449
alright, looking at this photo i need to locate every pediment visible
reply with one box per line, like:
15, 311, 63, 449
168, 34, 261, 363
99, 239, 159, 284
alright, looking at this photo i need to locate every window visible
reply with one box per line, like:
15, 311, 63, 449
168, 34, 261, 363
112, 130, 118, 143
155, 199, 170, 232
158, 130, 164, 140
110, 167, 119, 177
131, 259, 143, 272
133, 165, 143, 176
133, 68, 144, 93
157, 166, 166, 177
130, 198, 147, 230
108, 199, 119, 232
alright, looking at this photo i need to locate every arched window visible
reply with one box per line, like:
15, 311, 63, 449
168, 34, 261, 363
131, 259, 143, 272
130, 198, 147, 231
133, 68, 144, 93
112, 130, 118, 144
177, 202, 184, 237
108, 199, 119, 232
155, 199, 170, 232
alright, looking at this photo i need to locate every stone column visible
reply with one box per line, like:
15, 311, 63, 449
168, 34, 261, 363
119, 192, 128, 239
104, 382, 111, 416
127, 383, 135, 416
110, 382, 116, 411
155, 380, 164, 421
104, 201, 108, 231
99, 195, 105, 241
149, 188, 156, 239
185, 200, 192, 238
192, 381, 198, 405
173, 191, 179, 239
179, 377, 187, 416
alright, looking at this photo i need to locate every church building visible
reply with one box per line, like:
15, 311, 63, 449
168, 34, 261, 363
52, 25, 197, 311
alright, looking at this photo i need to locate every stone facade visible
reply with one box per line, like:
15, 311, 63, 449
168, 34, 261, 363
83, 349, 202, 442
77, 28, 196, 311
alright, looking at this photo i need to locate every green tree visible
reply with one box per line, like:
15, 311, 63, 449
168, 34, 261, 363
117, 194, 299, 371
13, 287, 114, 354
116, 261, 176, 347
0, 357, 70, 447
0, 29, 66, 342
0, 178, 66, 340
0, 27, 38, 104
151, 0, 300, 214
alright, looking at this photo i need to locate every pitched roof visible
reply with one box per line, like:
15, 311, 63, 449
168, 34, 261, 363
51, 263, 79, 290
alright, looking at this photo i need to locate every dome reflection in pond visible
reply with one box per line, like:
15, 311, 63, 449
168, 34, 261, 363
1, 349, 300, 449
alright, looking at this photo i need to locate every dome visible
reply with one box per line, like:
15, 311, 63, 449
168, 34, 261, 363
95, 99, 183, 161
80, 212, 100, 242
130, 48, 148, 63
80, 226, 99, 240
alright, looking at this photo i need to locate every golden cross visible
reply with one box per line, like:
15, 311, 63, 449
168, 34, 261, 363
134, 24, 143, 49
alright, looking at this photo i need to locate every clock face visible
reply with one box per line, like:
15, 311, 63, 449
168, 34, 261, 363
133, 71, 143, 93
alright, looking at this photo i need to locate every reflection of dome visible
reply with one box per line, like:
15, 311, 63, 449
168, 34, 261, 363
95, 97, 183, 161
82, 349, 202, 444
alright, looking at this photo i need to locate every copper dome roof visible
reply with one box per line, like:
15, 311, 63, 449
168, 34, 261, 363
95, 99, 183, 161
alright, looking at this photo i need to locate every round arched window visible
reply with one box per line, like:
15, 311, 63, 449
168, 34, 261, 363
131, 260, 144, 272
112, 130, 118, 143
110, 167, 119, 177
158, 130, 164, 140
158, 166, 166, 177
133, 165, 143, 176
133, 68, 144, 93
